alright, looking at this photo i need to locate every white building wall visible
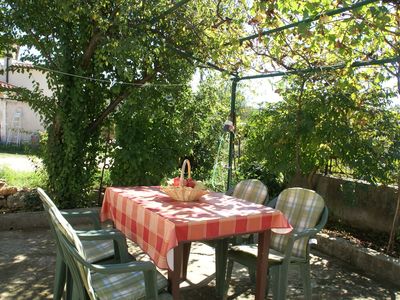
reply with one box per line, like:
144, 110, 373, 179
0, 59, 51, 97
0, 57, 49, 144
0, 99, 44, 143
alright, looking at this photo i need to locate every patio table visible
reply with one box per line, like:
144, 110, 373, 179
100, 186, 292, 300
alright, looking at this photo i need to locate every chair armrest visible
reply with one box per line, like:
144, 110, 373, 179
61, 210, 101, 230
280, 228, 317, 255
91, 261, 156, 274
279, 227, 323, 261
77, 229, 130, 263
292, 228, 319, 240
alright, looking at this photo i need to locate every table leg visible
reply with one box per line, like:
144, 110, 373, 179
255, 230, 271, 300
168, 243, 183, 300
215, 238, 229, 299
182, 242, 191, 280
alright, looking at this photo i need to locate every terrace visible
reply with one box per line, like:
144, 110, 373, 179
1, 1, 399, 299
0, 211, 399, 299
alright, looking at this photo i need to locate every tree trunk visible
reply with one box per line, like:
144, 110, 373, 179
387, 175, 400, 253
387, 34, 400, 253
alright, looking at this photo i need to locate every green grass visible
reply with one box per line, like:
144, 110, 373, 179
0, 165, 47, 188
0, 150, 47, 189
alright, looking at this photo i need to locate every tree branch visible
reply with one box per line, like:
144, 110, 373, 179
28, 28, 57, 67
212, 0, 232, 28
81, 28, 103, 69
81, 5, 121, 69
86, 70, 158, 134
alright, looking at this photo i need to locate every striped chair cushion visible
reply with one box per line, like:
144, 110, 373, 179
91, 269, 168, 300
232, 179, 268, 204
270, 188, 324, 258
82, 240, 115, 263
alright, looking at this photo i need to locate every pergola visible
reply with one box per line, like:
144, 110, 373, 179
165, 0, 400, 189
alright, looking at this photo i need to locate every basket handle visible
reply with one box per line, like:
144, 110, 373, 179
180, 159, 191, 186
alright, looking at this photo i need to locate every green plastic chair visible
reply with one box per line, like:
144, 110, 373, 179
38, 188, 131, 299
227, 179, 269, 244
46, 196, 171, 300
226, 179, 269, 205
202, 179, 269, 297
225, 187, 328, 300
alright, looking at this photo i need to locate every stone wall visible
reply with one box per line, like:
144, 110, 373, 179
290, 174, 398, 233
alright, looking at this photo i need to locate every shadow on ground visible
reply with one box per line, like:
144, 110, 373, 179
0, 229, 399, 299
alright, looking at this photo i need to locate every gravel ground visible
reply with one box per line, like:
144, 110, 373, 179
0, 228, 399, 300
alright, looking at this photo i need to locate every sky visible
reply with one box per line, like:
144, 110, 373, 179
241, 77, 282, 107
192, 72, 400, 108
239, 76, 400, 108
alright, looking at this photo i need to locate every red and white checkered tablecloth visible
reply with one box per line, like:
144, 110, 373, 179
100, 186, 291, 269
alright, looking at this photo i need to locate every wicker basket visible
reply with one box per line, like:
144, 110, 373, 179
161, 159, 208, 202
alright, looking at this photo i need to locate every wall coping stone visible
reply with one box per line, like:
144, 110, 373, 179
316, 233, 400, 287
0, 207, 101, 231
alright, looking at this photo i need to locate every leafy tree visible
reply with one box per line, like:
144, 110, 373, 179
242, 69, 398, 184
110, 70, 233, 190
0, 0, 248, 207
110, 62, 196, 186
189, 72, 233, 189
241, 1, 400, 252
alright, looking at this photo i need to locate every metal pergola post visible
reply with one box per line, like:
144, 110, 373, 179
227, 78, 238, 190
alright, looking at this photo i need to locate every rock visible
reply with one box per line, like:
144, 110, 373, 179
0, 198, 6, 208
0, 180, 6, 189
6, 192, 24, 209
0, 186, 18, 196
20, 190, 42, 211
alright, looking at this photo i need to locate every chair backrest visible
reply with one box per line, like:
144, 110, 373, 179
38, 187, 57, 212
38, 188, 97, 299
231, 179, 268, 205
37, 187, 68, 267
270, 187, 325, 258
49, 205, 98, 299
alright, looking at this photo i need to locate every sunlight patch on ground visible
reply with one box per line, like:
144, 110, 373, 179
13, 254, 27, 263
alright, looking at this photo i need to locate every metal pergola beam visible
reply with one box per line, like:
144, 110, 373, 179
239, 0, 379, 43
237, 56, 400, 81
